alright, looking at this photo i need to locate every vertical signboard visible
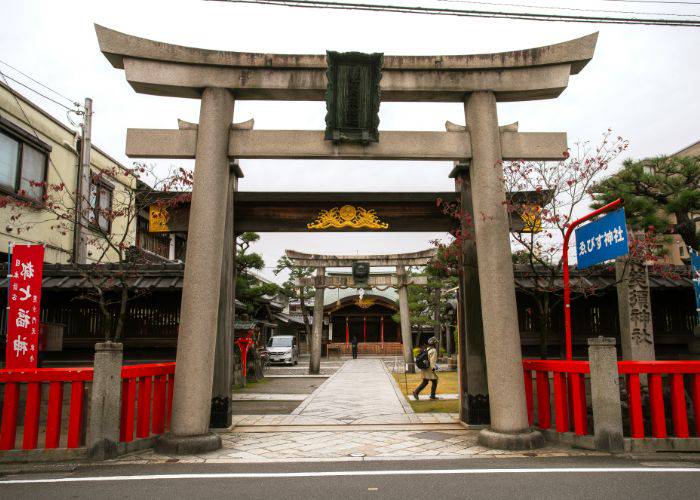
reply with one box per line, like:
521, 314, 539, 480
691, 248, 700, 331
6, 245, 44, 368
575, 208, 629, 269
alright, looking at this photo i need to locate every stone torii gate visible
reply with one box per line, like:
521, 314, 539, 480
95, 24, 597, 453
287, 249, 435, 374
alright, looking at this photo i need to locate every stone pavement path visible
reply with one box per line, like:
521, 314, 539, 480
231, 358, 458, 426
292, 358, 411, 423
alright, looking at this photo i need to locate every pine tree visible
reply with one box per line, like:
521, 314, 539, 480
591, 155, 700, 252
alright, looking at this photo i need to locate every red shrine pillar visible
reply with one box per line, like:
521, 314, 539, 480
380, 316, 384, 345
345, 317, 349, 346
363, 316, 367, 343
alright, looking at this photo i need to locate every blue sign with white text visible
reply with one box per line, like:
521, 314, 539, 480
691, 248, 700, 326
575, 208, 628, 269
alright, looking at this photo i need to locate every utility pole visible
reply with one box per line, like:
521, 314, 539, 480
73, 97, 92, 264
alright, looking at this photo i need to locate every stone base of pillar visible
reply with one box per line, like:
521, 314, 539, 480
155, 432, 222, 455
209, 397, 232, 429
478, 428, 544, 450
465, 394, 490, 425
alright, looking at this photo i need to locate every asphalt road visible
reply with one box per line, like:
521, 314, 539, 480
1, 456, 699, 500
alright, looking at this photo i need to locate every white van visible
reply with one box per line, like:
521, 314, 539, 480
266, 335, 299, 365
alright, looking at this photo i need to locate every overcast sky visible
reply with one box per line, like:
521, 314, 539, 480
2, 0, 699, 282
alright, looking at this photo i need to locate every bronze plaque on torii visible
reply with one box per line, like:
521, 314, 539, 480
324, 51, 382, 144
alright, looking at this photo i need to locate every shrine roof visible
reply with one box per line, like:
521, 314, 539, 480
513, 265, 693, 291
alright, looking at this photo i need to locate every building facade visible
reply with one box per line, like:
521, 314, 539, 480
0, 81, 137, 264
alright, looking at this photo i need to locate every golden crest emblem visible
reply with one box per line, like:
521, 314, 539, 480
307, 205, 389, 230
355, 297, 375, 309
520, 204, 542, 233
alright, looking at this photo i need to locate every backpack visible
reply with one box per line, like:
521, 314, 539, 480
415, 349, 430, 370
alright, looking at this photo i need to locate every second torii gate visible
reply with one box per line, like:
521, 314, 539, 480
96, 24, 598, 453
287, 249, 435, 374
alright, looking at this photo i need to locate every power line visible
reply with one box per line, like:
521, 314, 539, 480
602, 0, 700, 5
213, 0, 700, 25
436, 0, 700, 17
0, 70, 78, 112
0, 59, 80, 107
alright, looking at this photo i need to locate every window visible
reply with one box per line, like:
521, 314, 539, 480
20, 145, 46, 200
89, 176, 113, 233
268, 337, 293, 347
0, 133, 19, 189
0, 118, 50, 202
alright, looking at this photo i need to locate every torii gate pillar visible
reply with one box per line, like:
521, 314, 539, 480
452, 163, 490, 425
466, 92, 543, 449
397, 265, 416, 373
156, 88, 234, 454
310, 267, 325, 374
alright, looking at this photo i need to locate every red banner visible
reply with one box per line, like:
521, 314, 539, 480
6, 245, 44, 368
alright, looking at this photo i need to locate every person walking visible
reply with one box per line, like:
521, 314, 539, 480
413, 337, 439, 400
351, 335, 359, 359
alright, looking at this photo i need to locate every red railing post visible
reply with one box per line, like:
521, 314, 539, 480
523, 369, 534, 426
45, 381, 64, 449
120, 378, 136, 442
627, 374, 644, 438
22, 382, 41, 450
648, 374, 667, 438
536, 371, 551, 429
136, 376, 152, 439
670, 373, 689, 438
67, 381, 85, 449
566, 373, 588, 436
0, 382, 20, 450
553, 372, 569, 433
152, 374, 167, 435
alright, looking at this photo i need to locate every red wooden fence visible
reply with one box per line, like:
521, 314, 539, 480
119, 363, 175, 443
523, 359, 700, 440
522, 359, 590, 436
0, 367, 93, 450
0, 362, 175, 452
618, 361, 700, 439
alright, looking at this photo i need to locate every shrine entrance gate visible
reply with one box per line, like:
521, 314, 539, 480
96, 24, 598, 453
